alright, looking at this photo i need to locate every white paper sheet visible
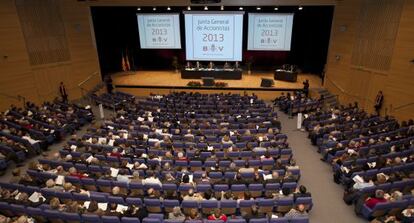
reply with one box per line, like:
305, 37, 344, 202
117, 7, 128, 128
98, 203, 108, 211
126, 163, 134, 169
98, 137, 107, 145
263, 174, 273, 180
55, 175, 65, 185
83, 201, 91, 209
70, 145, 77, 151
110, 168, 119, 177
28, 192, 45, 203
352, 175, 364, 184
116, 204, 129, 213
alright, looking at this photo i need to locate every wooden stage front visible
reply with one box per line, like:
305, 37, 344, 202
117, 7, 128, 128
112, 71, 322, 100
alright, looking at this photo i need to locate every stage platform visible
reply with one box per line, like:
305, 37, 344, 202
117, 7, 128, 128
111, 71, 322, 100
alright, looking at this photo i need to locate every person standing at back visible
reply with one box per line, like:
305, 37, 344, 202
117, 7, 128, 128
59, 82, 68, 102
303, 79, 310, 97
374, 91, 384, 115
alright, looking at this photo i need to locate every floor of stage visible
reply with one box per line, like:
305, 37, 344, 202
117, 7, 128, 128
112, 71, 322, 89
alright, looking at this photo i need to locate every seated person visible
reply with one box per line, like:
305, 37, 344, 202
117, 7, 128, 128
169, 206, 186, 221
186, 208, 202, 220
365, 189, 387, 209
285, 204, 308, 218
294, 185, 312, 201
207, 208, 227, 221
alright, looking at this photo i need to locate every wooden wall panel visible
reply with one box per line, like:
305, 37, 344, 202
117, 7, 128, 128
15, 0, 71, 65
351, 0, 403, 71
326, 0, 414, 121
0, 0, 100, 110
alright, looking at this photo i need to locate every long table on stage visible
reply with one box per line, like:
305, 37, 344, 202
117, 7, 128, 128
274, 69, 298, 82
181, 68, 242, 80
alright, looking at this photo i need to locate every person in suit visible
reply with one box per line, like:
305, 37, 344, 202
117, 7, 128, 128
303, 80, 310, 97
105, 76, 113, 94
59, 82, 68, 103
374, 91, 384, 115
293, 185, 312, 201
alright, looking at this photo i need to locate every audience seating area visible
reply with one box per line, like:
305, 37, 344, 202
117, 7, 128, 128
0, 92, 312, 223
0, 100, 94, 172
274, 91, 322, 115
302, 104, 414, 222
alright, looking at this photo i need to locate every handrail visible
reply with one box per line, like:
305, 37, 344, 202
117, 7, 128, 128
325, 76, 375, 104
0, 92, 26, 107
77, 71, 102, 100
325, 76, 345, 93
20, 72, 101, 99
78, 71, 99, 88
0, 92, 21, 101
394, 102, 414, 111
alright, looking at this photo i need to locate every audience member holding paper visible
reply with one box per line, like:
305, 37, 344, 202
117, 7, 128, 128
109, 148, 122, 158
85, 200, 105, 216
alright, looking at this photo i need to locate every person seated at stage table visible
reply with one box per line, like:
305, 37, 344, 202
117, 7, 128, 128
208, 61, 215, 70
195, 61, 202, 70
235, 61, 240, 69
223, 61, 232, 70
185, 61, 192, 69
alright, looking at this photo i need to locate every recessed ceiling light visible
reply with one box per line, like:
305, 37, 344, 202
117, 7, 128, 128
274, 7, 278, 10
167, 6, 171, 11
298, 6, 303, 10
257, 7, 261, 10
153, 7, 156, 11
204, 6, 208, 10
239, 7, 243, 10
137, 7, 141, 11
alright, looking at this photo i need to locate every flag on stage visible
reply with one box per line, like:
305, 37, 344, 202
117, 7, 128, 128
125, 48, 131, 71
121, 50, 127, 71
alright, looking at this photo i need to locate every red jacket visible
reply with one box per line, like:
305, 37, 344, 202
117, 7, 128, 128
110, 152, 122, 158
207, 214, 227, 222
365, 197, 387, 209
70, 172, 86, 179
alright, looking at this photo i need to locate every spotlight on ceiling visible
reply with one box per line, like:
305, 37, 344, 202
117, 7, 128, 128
204, 6, 208, 10
167, 6, 171, 10
298, 6, 303, 10
256, 7, 261, 10
220, 5, 224, 10
153, 7, 156, 11
187, 6, 191, 10
137, 7, 141, 11
239, 7, 243, 10
274, 7, 278, 10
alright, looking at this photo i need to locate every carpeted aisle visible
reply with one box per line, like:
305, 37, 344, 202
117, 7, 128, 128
278, 112, 367, 223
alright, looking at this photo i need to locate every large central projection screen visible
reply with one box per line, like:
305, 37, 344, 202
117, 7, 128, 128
247, 13, 294, 51
184, 11, 244, 61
